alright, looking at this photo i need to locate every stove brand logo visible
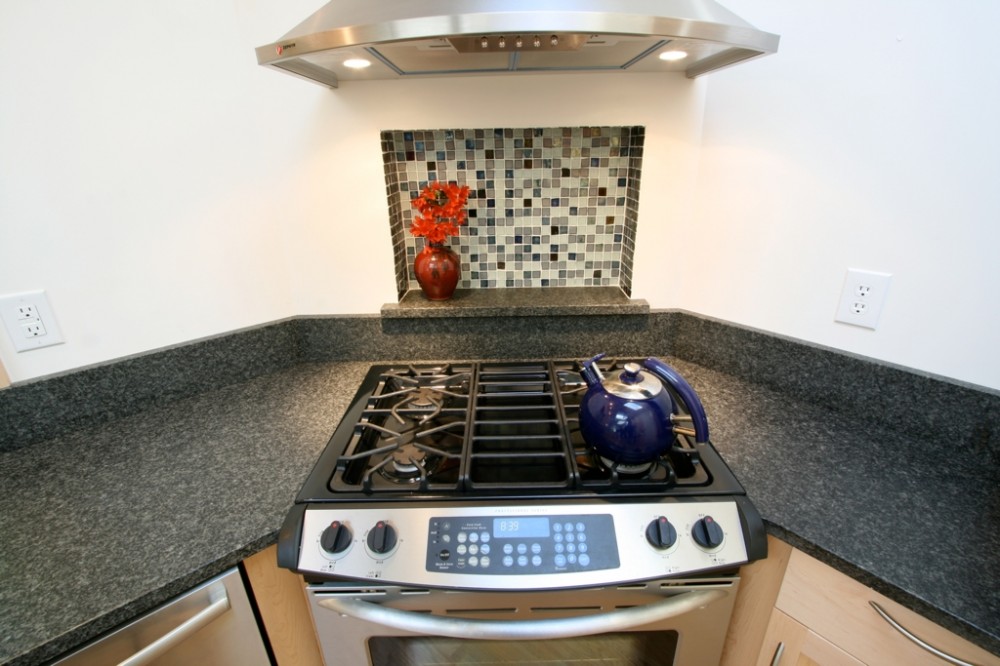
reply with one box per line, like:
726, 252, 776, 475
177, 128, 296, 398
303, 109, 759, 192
275, 42, 296, 55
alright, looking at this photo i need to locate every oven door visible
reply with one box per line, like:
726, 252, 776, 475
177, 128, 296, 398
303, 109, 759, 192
306, 575, 739, 666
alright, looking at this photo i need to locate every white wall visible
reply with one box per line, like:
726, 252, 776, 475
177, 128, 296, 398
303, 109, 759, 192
2, 0, 998, 391
651, 0, 1000, 390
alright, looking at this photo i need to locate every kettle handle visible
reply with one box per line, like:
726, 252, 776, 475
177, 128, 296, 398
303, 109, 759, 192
643, 357, 710, 443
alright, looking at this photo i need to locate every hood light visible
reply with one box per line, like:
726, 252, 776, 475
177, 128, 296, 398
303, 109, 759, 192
659, 50, 688, 62
343, 58, 371, 69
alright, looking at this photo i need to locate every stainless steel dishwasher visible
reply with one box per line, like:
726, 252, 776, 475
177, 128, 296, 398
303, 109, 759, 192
51, 568, 270, 666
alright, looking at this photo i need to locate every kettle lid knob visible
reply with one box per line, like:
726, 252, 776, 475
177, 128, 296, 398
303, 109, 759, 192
602, 363, 664, 399
620, 362, 643, 384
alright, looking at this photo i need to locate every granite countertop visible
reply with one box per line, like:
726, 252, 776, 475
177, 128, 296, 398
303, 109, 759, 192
1, 356, 998, 665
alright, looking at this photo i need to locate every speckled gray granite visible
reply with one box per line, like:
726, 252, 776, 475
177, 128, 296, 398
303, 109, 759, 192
0, 361, 372, 666
0, 320, 301, 452
381, 287, 649, 318
2, 312, 999, 664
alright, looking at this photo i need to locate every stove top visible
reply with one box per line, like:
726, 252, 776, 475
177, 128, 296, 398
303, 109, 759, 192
296, 359, 745, 503
279, 359, 767, 588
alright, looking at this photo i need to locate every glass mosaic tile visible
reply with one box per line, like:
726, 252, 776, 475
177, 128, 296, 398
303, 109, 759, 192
381, 126, 643, 299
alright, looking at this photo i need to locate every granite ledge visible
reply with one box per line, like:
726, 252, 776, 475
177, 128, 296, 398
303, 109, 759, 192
381, 287, 649, 318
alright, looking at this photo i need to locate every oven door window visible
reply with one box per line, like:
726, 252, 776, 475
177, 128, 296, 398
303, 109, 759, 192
367, 632, 678, 665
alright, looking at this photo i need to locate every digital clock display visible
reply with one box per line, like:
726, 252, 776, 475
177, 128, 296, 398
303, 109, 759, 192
493, 517, 550, 538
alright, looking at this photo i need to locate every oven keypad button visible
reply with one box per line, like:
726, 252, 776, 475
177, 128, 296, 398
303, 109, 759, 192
457, 532, 467, 543
480, 544, 490, 555
503, 556, 514, 567
457, 544, 467, 555
517, 556, 528, 566
554, 554, 567, 567
480, 532, 490, 542
503, 543, 513, 554
480, 556, 490, 567
532, 555, 542, 566
469, 544, 479, 555
516, 543, 527, 555
579, 554, 590, 566
468, 532, 479, 543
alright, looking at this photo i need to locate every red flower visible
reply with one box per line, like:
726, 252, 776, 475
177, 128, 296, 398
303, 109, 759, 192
410, 181, 470, 244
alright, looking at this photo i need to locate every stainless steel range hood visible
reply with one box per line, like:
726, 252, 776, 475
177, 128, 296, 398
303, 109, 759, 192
255, 0, 779, 88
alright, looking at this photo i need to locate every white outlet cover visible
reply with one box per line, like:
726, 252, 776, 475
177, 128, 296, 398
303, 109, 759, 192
0, 290, 65, 352
835, 269, 892, 330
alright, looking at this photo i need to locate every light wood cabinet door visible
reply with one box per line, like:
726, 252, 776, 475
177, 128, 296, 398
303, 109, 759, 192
243, 544, 325, 666
757, 608, 864, 666
775, 549, 1000, 666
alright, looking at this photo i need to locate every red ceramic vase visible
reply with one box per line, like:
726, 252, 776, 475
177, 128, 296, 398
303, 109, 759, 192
413, 242, 460, 300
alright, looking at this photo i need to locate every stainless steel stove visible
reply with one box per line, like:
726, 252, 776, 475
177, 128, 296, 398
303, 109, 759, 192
277, 359, 767, 666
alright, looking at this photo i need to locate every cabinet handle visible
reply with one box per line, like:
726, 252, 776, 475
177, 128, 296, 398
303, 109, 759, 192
869, 601, 979, 666
769, 641, 785, 666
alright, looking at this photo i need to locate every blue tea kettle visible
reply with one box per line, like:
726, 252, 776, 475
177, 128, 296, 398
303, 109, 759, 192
578, 354, 710, 464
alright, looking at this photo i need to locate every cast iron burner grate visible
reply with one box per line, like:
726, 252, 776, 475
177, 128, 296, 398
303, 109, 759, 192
325, 360, 713, 496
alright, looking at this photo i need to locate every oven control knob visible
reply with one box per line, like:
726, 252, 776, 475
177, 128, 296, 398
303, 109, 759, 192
645, 516, 677, 549
320, 521, 352, 554
367, 521, 398, 555
692, 516, 725, 549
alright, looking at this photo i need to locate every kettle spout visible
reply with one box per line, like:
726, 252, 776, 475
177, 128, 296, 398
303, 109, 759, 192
581, 353, 606, 386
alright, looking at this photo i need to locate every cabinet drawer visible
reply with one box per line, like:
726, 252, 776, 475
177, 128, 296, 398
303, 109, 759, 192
776, 550, 1000, 666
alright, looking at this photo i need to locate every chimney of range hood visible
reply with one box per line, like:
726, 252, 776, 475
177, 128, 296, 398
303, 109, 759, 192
255, 0, 779, 88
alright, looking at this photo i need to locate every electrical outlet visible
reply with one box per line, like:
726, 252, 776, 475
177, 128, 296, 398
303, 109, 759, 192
0, 290, 65, 352
835, 269, 892, 329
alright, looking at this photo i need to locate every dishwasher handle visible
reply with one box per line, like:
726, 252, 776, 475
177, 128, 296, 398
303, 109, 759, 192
116, 593, 231, 666
317, 588, 725, 640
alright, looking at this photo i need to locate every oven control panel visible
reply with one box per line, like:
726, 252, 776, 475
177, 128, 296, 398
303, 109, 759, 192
426, 514, 620, 575
297, 500, 749, 590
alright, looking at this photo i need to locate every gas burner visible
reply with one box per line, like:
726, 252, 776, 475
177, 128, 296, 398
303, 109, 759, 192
377, 443, 442, 483
389, 387, 445, 423
598, 456, 655, 477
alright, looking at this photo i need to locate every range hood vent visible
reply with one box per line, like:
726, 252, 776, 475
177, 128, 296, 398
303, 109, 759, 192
255, 0, 779, 88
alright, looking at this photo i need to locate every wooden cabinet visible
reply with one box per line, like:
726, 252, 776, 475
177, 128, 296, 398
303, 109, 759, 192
758, 609, 863, 666
243, 544, 325, 666
731, 541, 1000, 666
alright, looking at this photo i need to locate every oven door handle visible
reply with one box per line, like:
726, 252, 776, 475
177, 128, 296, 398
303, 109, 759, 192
317, 588, 726, 640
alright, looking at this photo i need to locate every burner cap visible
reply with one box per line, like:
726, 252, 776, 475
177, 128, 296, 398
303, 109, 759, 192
379, 443, 439, 482
599, 456, 654, 477
408, 387, 441, 409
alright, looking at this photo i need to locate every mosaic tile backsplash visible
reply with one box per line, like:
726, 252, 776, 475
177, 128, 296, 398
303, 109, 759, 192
381, 126, 644, 299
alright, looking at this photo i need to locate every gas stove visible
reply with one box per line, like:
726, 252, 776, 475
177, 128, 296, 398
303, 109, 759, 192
278, 359, 767, 591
